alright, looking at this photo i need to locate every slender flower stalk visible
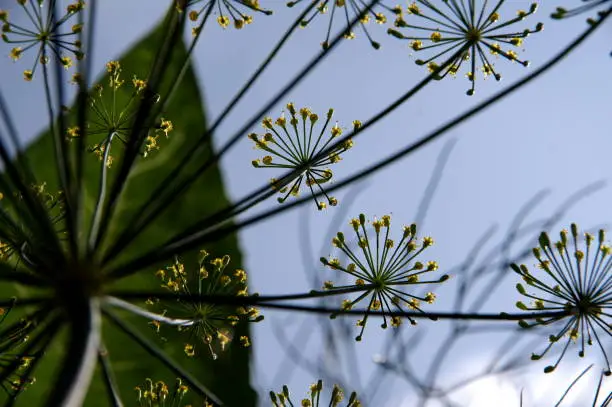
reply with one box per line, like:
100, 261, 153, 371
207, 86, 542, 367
387, 0, 543, 95
0, 0, 85, 81
552, 0, 611, 21
321, 214, 448, 340
250, 103, 358, 210
512, 224, 612, 374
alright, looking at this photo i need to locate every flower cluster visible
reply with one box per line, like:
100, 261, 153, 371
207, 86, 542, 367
287, 0, 390, 49
321, 214, 447, 341
250, 103, 358, 210
148, 250, 263, 359
67, 61, 173, 167
184, 0, 272, 33
387, 0, 543, 95
0, 302, 38, 397
270, 380, 361, 407
512, 224, 612, 374
135, 377, 211, 407
1, 0, 85, 81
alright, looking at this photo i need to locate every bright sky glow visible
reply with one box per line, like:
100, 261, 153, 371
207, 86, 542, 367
1, 0, 611, 405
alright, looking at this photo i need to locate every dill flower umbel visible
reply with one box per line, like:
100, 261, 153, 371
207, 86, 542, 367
512, 224, 612, 374
183, 0, 272, 31
67, 61, 173, 167
321, 214, 448, 341
149, 250, 263, 360
387, 0, 543, 95
270, 380, 361, 407
0, 0, 85, 81
287, 0, 390, 49
250, 103, 358, 210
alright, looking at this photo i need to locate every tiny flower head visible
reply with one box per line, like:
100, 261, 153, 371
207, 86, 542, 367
72, 61, 172, 163
288, 0, 391, 49
512, 224, 612, 374
270, 380, 361, 407
388, 0, 543, 95
149, 250, 263, 359
135, 378, 191, 407
184, 0, 272, 34
250, 103, 359, 209
1, 0, 85, 80
320, 214, 447, 341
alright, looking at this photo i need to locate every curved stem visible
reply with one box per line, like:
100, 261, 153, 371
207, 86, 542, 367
88, 132, 116, 251
103, 296, 194, 326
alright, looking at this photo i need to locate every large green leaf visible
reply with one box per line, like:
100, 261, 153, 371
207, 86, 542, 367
2, 11, 255, 407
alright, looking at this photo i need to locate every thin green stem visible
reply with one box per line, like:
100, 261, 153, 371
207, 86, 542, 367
88, 132, 115, 251
110, 7, 611, 273
109, 290, 572, 321
98, 342, 123, 407
100, 0, 379, 264
74, 0, 98, 260
90, 5, 186, 254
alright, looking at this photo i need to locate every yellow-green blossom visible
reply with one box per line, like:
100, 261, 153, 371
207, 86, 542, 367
182, 0, 272, 32
250, 103, 358, 210
135, 377, 209, 407
148, 250, 263, 359
288, 0, 390, 49
67, 61, 173, 166
1, 0, 85, 81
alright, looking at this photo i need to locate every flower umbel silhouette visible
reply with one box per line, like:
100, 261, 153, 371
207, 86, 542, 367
512, 224, 612, 374
321, 214, 448, 341
388, 0, 543, 95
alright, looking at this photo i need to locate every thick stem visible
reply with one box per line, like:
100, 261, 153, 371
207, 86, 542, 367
47, 296, 101, 407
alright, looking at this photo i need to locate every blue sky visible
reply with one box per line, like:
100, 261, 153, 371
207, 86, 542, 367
1, 0, 611, 405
